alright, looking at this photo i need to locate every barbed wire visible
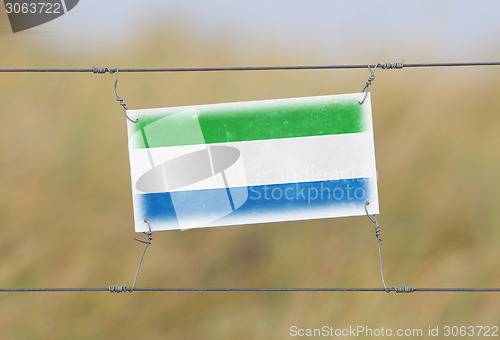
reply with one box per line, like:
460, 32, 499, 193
0, 61, 499, 73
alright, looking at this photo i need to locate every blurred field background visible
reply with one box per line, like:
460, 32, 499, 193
1, 1, 500, 339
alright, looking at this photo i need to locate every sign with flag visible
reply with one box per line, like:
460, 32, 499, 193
127, 93, 378, 232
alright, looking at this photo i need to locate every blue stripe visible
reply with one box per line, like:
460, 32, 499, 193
135, 178, 372, 228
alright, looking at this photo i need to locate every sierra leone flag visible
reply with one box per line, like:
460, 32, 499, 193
127, 93, 378, 232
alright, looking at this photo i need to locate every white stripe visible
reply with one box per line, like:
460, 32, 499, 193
129, 132, 377, 195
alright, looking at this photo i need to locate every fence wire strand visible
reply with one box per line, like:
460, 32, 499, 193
0, 61, 499, 73
0, 287, 499, 293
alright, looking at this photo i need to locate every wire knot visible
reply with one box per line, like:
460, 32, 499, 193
380, 61, 404, 69
374, 223, 382, 242
362, 69, 376, 91
134, 233, 152, 244
365, 73, 375, 87
108, 286, 129, 293
92, 67, 116, 74
134, 219, 153, 245
391, 286, 416, 293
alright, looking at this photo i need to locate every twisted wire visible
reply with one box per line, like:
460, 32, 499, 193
112, 68, 139, 123
358, 64, 380, 105
364, 201, 389, 292
108, 286, 129, 293
130, 219, 154, 292
391, 286, 416, 293
380, 61, 404, 69
364, 202, 416, 294
92, 67, 115, 74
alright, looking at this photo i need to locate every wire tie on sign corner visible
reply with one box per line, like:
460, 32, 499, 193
108, 219, 153, 294
358, 64, 378, 105
129, 219, 154, 293
364, 201, 415, 294
93, 66, 139, 123
364, 201, 382, 242
358, 60, 404, 105
113, 68, 139, 123
134, 219, 153, 245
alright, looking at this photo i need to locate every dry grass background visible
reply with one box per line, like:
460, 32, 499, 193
0, 14, 499, 340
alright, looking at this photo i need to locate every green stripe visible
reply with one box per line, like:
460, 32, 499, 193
129, 96, 365, 149
140, 128, 150, 148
